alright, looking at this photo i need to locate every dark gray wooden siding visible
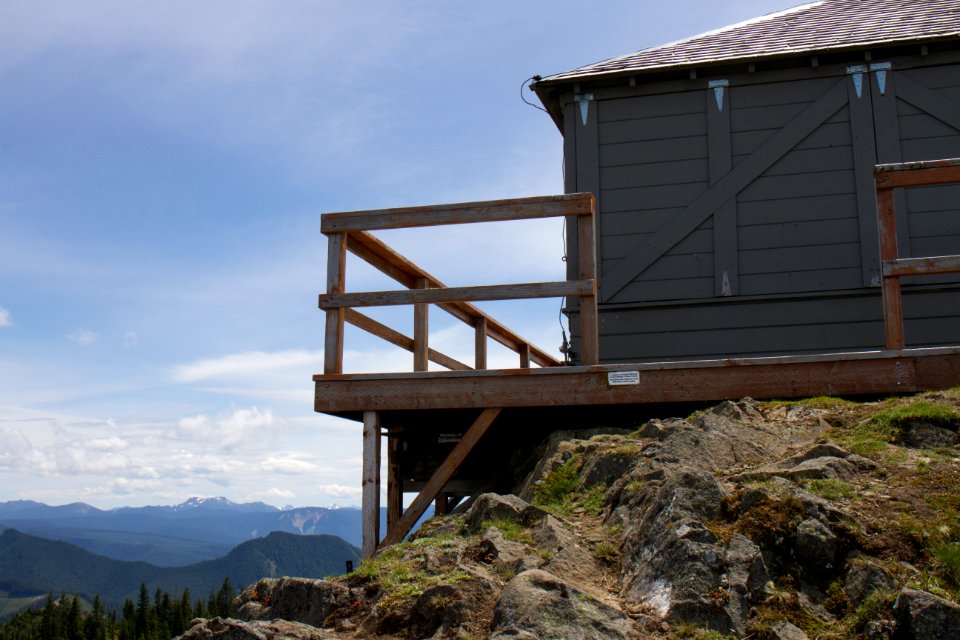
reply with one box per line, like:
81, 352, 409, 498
563, 53, 960, 363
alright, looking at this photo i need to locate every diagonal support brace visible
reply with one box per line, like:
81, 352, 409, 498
380, 407, 501, 547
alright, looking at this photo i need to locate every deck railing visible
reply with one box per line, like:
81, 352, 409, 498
876, 158, 960, 349
318, 193, 598, 374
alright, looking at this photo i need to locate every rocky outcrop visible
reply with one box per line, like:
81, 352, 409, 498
490, 569, 635, 640
236, 578, 364, 628
175, 617, 335, 640
176, 393, 960, 639
893, 589, 960, 639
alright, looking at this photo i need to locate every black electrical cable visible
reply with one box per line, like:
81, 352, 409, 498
520, 76, 550, 114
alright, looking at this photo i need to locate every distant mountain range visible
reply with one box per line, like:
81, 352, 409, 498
0, 528, 359, 612
0, 497, 394, 566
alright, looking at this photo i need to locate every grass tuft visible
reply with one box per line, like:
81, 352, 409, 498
532, 456, 581, 507
802, 479, 855, 500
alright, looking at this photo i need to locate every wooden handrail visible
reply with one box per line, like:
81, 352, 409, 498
875, 158, 960, 350
319, 280, 595, 309
319, 193, 597, 373
322, 193, 594, 233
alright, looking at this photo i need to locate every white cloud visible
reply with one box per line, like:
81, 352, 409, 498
67, 329, 97, 345
123, 331, 138, 347
249, 487, 295, 502
173, 350, 322, 383
177, 406, 277, 450
316, 483, 361, 499
260, 457, 319, 474
0, 307, 11, 327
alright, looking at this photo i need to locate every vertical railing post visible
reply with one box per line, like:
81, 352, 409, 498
877, 186, 905, 350
577, 208, 599, 365
518, 343, 531, 368
414, 277, 429, 372
324, 233, 347, 374
474, 316, 487, 370
361, 411, 381, 558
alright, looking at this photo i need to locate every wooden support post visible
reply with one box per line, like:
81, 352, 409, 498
382, 408, 501, 546
518, 343, 531, 369
877, 187, 905, 350
577, 212, 599, 365
387, 434, 402, 532
361, 411, 381, 558
434, 492, 449, 516
475, 316, 487, 370
414, 278, 429, 372
324, 233, 347, 374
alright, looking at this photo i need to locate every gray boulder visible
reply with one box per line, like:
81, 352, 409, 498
465, 493, 548, 532
735, 443, 876, 482
795, 518, 839, 575
619, 467, 766, 635
893, 588, 960, 639
843, 557, 896, 605
490, 569, 635, 640
235, 578, 360, 628
899, 420, 958, 448
770, 621, 809, 640
175, 617, 334, 640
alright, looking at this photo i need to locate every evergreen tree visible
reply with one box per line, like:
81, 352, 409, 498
134, 585, 149, 639
84, 596, 106, 640
119, 598, 135, 640
212, 578, 235, 618
64, 597, 81, 640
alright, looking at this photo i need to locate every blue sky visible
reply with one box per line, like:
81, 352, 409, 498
0, 0, 802, 508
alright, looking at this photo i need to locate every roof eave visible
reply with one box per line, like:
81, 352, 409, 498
535, 32, 960, 89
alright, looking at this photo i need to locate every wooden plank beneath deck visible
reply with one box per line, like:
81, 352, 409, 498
381, 408, 501, 546
322, 193, 594, 233
316, 348, 960, 414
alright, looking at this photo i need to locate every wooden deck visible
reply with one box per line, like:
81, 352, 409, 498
314, 346, 960, 418
315, 159, 960, 557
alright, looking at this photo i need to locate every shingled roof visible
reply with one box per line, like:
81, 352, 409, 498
538, 0, 960, 85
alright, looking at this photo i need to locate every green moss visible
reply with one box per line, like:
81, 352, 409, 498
674, 625, 737, 640
348, 537, 474, 610
766, 396, 857, 409
625, 479, 649, 495
872, 401, 959, 437
532, 456, 581, 507
482, 518, 533, 545
571, 484, 607, 516
931, 543, 960, 588
609, 443, 642, 456
733, 495, 805, 549
802, 479, 855, 500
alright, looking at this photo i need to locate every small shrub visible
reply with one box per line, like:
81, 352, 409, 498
572, 484, 607, 516
592, 541, 619, 564
931, 543, 960, 587
532, 456, 581, 507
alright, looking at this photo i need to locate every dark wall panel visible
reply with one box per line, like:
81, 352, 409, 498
565, 56, 960, 364
582, 287, 960, 362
